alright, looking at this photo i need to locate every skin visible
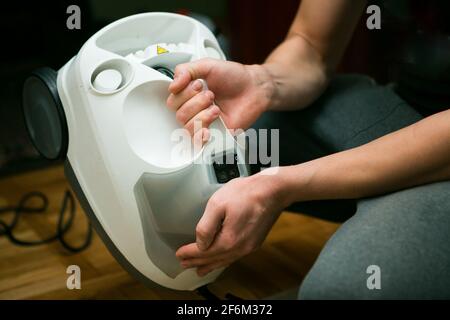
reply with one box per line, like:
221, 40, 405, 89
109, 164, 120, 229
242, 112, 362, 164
167, 0, 450, 277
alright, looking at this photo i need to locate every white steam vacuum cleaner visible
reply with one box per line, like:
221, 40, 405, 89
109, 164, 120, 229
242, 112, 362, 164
22, 12, 250, 291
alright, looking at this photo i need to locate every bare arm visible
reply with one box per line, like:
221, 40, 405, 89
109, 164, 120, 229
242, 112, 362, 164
261, 0, 367, 111
259, 0, 450, 201
176, 109, 450, 278
274, 109, 450, 205
166, 0, 366, 133
175, 0, 450, 277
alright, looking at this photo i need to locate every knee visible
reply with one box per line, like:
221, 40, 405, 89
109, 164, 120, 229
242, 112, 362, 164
297, 199, 408, 300
298, 182, 450, 299
297, 248, 371, 300
297, 242, 389, 300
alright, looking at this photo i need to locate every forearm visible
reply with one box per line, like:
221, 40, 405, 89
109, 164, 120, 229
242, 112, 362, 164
262, 34, 329, 111
242, 44, 328, 115
253, 0, 366, 112
271, 110, 450, 205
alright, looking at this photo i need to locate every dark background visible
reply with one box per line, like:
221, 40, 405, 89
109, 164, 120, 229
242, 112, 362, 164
0, 0, 449, 177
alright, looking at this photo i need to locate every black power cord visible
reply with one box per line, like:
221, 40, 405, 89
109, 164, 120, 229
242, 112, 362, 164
1, 191, 243, 297
196, 285, 243, 300
0, 190, 92, 253
196, 285, 221, 300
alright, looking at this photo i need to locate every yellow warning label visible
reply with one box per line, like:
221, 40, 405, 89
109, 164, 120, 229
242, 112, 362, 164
157, 45, 169, 55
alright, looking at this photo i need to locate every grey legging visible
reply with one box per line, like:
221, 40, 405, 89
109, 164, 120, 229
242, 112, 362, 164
251, 74, 450, 299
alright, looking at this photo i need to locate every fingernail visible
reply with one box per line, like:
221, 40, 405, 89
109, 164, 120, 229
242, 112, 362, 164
209, 105, 220, 116
202, 128, 210, 143
205, 90, 214, 101
191, 80, 202, 91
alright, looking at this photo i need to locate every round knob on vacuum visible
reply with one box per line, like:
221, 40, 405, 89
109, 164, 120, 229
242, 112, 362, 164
93, 68, 123, 92
22, 67, 68, 160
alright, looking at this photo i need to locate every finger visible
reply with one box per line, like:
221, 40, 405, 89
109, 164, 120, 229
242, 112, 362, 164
174, 90, 215, 125
168, 69, 191, 94
176, 239, 226, 261
176, 243, 200, 260
166, 79, 204, 112
180, 249, 235, 268
177, 226, 238, 261
184, 105, 220, 136
192, 127, 210, 151
175, 232, 240, 264
168, 59, 213, 94
177, 208, 246, 260
197, 261, 229, 277
196, 196, 226, 251
180, 255, 225, 269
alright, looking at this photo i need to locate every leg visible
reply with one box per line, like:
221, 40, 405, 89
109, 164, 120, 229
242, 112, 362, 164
298, 181, 450, 299
251, 74, 422, 221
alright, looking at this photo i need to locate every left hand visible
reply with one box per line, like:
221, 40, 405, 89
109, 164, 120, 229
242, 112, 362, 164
175, 172, 287, 277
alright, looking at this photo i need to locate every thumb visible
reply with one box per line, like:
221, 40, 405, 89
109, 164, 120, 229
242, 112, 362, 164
168, 59, 213, 94
196, 197, 225, 251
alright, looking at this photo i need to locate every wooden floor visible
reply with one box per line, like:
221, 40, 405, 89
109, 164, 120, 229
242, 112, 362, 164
0, 165, 339, 299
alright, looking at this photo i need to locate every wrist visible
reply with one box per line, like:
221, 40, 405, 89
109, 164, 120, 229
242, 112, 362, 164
245, 63, 276, 114
259, 163, 320, 208
252, 166, 299, 210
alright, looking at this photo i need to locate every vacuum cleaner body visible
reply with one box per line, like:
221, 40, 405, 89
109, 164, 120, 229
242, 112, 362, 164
23, 13, 249, 290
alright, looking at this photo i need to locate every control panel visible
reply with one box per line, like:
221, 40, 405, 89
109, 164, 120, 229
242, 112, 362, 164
212, 152, 240, 184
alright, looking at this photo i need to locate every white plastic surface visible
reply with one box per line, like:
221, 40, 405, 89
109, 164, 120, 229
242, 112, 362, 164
93, 69, 123, 92
205, 46, 222, 59
57, 12, 246, 291
123, 79, 198, 168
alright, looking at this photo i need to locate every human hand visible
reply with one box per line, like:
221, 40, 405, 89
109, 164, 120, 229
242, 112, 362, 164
167, 58, 274, 140
175, 172, 287, 277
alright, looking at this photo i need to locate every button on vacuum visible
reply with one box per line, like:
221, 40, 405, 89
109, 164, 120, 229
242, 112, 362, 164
93, 69, 123, 92
213, 153, 240, 184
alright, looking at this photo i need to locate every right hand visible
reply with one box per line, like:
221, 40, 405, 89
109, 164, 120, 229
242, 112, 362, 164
166, 58, 273, 140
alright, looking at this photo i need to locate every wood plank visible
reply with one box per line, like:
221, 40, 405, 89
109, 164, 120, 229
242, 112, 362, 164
0, 165, 339, 299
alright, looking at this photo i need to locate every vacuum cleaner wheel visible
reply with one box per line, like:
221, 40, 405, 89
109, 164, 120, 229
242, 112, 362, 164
22, 67, 68, 160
